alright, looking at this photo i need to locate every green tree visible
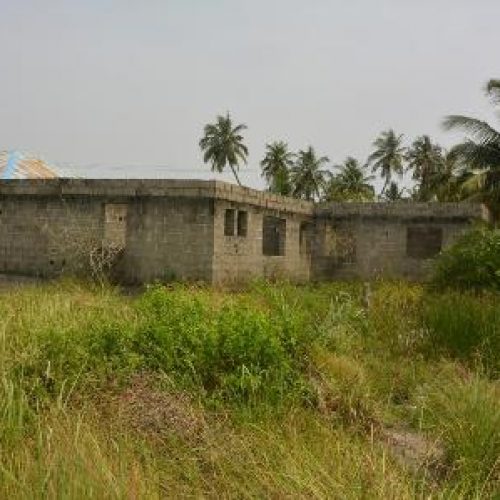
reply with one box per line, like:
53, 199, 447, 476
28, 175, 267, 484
199, 113, 248, 186
367, 130, 405, 194
443, 79, 500, 209
260, 141, 294, 196
405, 135, 444, 201
290, 146, 330, 201
324, 157, 375, 202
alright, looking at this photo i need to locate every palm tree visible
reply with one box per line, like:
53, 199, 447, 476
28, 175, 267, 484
367, 130, 405, 194
199, 113, 248, 186
290, 146, 330, 201
443, 79, 500, 209
260, 141, 294, 196
405, 135, 444, 201
324, 157, 375, 202
432, 148, 467, 202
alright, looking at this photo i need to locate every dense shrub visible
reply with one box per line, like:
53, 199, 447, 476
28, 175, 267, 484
134, 285, 314, 402
433, 227, 500, 290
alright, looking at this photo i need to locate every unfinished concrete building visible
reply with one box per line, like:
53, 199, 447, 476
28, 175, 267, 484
0, 179, 489, 283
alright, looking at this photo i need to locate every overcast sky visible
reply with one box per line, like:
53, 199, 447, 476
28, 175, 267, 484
1, 0, 499, 187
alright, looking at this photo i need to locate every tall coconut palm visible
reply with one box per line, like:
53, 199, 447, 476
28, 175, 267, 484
367, 130, 405, 194
405, 135, 444, 201
199, 113, 248, 186
324, 157, 375, 202
443, 79, 500, 208
290, 146, 330, 201
260, 141, 294, 196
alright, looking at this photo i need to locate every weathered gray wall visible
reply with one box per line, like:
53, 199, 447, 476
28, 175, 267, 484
0, 180, 217, 282
0, 195, 103, 277
122, 196, 214, 283
311, 203, 488, 281
210, 182, 313, 283
212, 200, 312, 283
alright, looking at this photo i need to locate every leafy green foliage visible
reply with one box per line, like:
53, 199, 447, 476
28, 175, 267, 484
433, 227, 500, 290
135, 286, 309, 401
324, 157, 375, 202
382, 181, 406, 201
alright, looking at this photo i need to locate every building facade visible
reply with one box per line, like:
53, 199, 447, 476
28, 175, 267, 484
0, 179, 489, 283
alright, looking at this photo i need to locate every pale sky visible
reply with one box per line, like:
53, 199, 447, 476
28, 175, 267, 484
1, 0, 499, 188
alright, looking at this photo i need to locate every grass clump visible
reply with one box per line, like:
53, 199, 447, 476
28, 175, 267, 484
422, 291, 500, 375
416, 368, 500, 497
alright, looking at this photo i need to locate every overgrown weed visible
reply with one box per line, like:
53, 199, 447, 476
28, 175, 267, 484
0, 279, 498, 498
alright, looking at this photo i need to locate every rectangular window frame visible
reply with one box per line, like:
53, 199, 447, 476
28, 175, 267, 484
262, 215, 286, 256
224, 209, 235, 236
237, 210, 248, 237
406, 226, 443, 259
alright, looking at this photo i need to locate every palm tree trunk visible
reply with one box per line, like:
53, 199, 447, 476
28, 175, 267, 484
229, 165, 242, 186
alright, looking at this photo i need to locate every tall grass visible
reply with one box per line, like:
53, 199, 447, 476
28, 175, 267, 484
423, 292, 500, 375
0, 280, 498, 498
417, 369, 500, 496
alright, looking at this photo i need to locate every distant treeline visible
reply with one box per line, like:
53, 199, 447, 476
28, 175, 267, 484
199, 79, 500, 214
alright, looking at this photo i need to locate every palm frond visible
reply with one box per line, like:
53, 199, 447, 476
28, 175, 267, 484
452, 140, 500, 170
443, 115, 500, 145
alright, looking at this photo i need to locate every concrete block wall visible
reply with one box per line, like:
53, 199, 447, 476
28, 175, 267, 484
122, 196, 214, 283
0, 180, 218, 282
0, 195, 103, 277
212, 199, 312, 284
0, 179, 489, 284
311, 202, 487, 281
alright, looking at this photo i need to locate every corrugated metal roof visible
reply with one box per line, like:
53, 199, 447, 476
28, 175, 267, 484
0, 151, 60, 179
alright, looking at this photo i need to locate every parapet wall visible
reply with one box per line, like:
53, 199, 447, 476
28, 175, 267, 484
315, 201, 488, 221
0, 179, 313, 214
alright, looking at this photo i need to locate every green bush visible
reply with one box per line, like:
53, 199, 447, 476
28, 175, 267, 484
5, 283, 367, 405
134, 285, 315, 402
433, 227, 500, 290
